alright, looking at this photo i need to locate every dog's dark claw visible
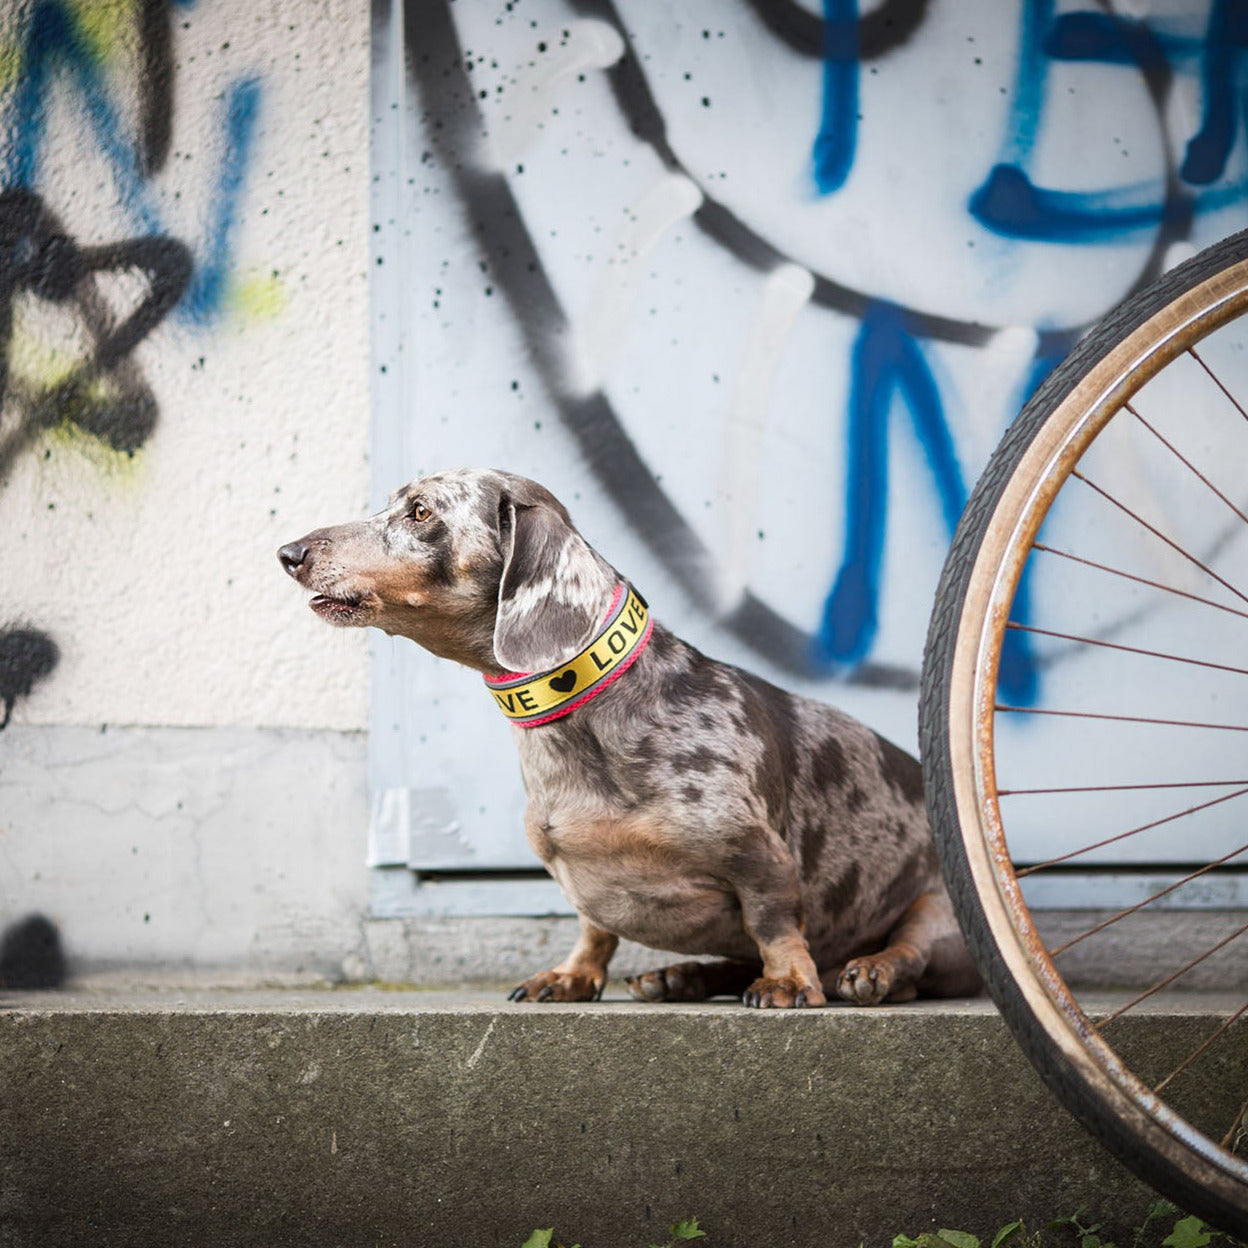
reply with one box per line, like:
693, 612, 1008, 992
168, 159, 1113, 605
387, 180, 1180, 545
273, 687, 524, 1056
508, 985, 528, 1001
795, 990, 808, 1008
536, 985, 555, 1002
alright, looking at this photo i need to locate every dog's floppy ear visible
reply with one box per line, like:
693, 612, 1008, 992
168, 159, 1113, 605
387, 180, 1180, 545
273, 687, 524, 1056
493, 489, 607, 673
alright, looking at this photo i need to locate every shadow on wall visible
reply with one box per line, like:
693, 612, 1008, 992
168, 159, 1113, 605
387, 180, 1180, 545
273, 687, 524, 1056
0, 914, 66, 989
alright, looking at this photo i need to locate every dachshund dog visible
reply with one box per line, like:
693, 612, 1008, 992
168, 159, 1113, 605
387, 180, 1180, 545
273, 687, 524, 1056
279, 469, 980, 1008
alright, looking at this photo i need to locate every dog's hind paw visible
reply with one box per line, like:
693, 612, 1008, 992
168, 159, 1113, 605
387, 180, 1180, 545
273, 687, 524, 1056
625, 962, 712, 1002
508, 969, 603, 1003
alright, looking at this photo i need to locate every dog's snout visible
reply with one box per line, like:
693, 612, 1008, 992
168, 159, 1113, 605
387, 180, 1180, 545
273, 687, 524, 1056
278, 541, 310, 576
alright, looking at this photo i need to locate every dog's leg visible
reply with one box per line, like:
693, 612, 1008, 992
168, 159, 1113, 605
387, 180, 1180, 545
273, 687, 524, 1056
509, 917, 619, 1003
732, 830, 827, 1008
743, 930, 826, 1008
625, 959, 759, 1002
834, 890, 975, 1005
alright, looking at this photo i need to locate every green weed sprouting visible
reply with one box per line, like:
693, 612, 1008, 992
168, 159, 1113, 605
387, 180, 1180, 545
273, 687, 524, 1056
521, 1217, 706, 1248
520, 1202, 1248, 1248
890, 1200, 1246, 1248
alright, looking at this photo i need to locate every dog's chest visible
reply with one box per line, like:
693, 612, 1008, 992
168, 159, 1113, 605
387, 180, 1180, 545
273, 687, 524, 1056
523, 803, 755, 957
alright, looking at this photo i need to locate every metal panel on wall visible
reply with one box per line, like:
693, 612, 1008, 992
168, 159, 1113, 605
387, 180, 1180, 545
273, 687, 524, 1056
369, 0, 1248, 911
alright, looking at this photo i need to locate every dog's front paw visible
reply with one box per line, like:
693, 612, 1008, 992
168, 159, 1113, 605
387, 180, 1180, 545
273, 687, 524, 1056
508, 969, 603, 1003
742, 976, 826, 1009
837, 954, 916, 1006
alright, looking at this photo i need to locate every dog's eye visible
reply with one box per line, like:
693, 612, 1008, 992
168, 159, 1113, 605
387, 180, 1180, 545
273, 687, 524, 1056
411, 502, 432, 523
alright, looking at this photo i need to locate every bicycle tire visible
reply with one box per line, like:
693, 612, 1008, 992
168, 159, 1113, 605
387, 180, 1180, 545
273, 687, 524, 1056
920, 228, 1248, 1236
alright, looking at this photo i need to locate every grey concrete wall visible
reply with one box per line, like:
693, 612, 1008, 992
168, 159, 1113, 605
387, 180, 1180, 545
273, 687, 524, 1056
1, 725, 368, 976
359, 910, 1248, 991
1, 992, 1178, 1248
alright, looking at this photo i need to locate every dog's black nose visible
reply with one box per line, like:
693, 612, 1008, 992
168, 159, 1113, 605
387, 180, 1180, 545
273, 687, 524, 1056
278, 542, 309, 575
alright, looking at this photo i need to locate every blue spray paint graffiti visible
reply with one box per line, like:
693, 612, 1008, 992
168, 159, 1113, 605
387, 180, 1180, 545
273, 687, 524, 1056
971, 164, 1188, 245
4, 2, 158, 227
812, 0, 859, 194
399, 1, 1248, 703
180, 77, 263, 323
0, 0, 263, 723
1, 0, 262, 327
969, 2, 1248, 243
812, 0, 1248, 702
816, 303, 966, 668
1181, 0, 1248, 185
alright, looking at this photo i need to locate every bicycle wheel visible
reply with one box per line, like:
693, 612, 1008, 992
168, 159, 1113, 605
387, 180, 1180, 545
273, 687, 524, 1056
921, 229, 1248, 1235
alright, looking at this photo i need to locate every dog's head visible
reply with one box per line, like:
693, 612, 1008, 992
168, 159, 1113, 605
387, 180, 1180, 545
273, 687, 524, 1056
278, 468, 617, 673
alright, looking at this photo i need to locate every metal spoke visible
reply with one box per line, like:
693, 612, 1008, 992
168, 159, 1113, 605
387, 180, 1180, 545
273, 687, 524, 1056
1031, 543, 1248, 623
1015, 785, 1248, 877
997, 704, 1248, 732
1126, 401, 1248, 529
1191, 345, 1248, 428
1048, 842, 1248, 956
1073, 469, 1248, 608
1093, 919, 1248, 1028
1007, 620, 1248, 679
1153, 1000, 1248, 1095
1000, 780, 1248, 796
1223, 1093, 1248, 1151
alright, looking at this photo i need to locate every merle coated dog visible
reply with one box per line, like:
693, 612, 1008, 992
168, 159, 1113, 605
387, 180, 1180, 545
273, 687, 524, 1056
279, 469, 979, 1008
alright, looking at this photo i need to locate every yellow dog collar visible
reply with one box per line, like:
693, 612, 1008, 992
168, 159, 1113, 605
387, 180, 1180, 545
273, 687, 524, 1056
484, 584, 652, 727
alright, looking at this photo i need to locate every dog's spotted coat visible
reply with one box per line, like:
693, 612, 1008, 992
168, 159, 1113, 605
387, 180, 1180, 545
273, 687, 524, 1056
279, 469, 980, 1007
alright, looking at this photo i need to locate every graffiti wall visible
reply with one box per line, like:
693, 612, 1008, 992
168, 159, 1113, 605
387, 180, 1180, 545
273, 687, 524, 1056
5, 0, 1246, 960
370, 0, 1248, 885
0, 0, 373, 971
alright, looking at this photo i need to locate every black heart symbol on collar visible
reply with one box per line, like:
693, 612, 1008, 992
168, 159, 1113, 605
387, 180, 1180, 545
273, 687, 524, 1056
549, 670, 578, 694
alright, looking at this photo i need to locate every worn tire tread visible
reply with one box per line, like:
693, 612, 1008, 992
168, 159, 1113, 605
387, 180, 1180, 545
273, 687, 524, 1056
920, 229, 1248, 1237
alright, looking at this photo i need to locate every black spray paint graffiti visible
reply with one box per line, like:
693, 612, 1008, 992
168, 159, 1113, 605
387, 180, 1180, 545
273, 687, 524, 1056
136, 0, 177, 179
405, 0, 994, 687
0, 2, 183, 728
0, 189, 192, 484
0, 913, 66, 989
0, 191, 191, 726
0, 0, 259, 727
404, 0, 1217, 691
0, 628, 59, 730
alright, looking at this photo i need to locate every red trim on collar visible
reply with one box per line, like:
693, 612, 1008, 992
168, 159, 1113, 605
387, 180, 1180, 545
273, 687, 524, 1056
511, 614, 653, 727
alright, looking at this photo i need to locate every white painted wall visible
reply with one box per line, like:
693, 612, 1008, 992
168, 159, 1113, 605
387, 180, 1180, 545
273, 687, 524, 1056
0, 0, 370, 731
0, 0, 373, 975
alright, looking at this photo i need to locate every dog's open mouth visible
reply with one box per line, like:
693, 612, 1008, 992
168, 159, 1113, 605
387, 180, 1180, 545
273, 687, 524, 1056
309, 593, 368, 623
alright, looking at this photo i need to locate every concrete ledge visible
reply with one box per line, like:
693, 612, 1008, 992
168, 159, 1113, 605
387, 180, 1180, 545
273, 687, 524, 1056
6, 987, 1228, 1248
358, 911, 1248, 989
